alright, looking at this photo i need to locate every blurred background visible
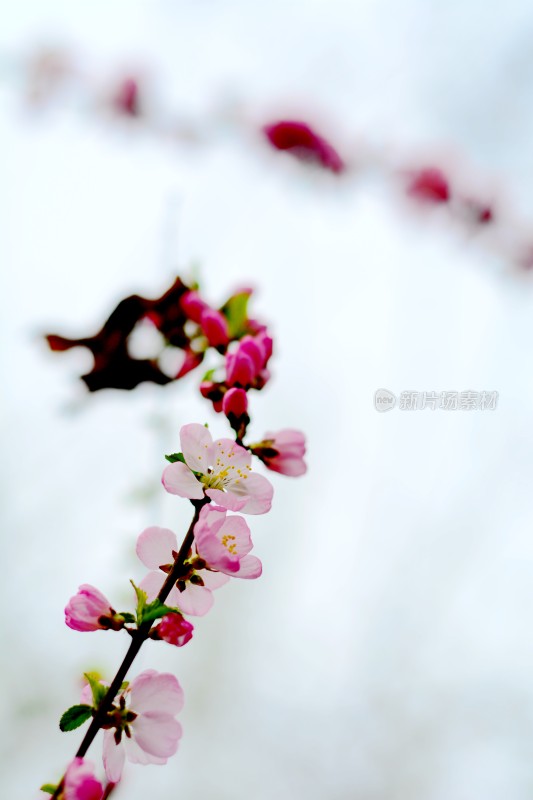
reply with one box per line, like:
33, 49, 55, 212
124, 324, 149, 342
3, 1, 533, 798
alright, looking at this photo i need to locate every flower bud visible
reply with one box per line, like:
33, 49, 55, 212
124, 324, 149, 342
255, 331, 273, 366
238, 336, 264, 373
179, 290, 209, 324
65, 585, 115, 632
407, 167, 450, 204
222, 387, 248, 419
156, 613, 194, 647
200, 309, 229, 349
226, 351, 255, 388
63, 757, 104, 800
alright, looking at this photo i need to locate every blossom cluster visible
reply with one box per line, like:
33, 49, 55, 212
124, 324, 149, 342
41, 278, 306, 799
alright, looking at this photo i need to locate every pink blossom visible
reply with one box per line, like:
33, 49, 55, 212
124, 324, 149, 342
113, 78, 140, 118
225, 349, 255, 388
136, 526, 229, 616
179, 290, 208, 324
263, 120, 345, 174
222, 387, 248, 419
200, 309, 229, 349
65, 585, 115, 632
194, 505, 262, 579
155, 613, 194, 647
407, 168, 450, 204
162, 423, 273, 514
237, 335, 265, 373
250, 430, 307, 477
102, 670, 183, 783
63, 757, 103, 800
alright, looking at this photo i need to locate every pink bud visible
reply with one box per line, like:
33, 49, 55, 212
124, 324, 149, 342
114, 77, 140, 118
65, 585, 114, 632
200, 309, 229, 348
226, 351, 255, 388
263, 120, 345, 174
238, 336, 264, 373
407, 168, 450, 204
156, 613, 194, 647
255, 331, 273, 366
222, 387, 248, 419
64, 757, 104, 800
179, 290, 209, 324
200, 380, 217, 399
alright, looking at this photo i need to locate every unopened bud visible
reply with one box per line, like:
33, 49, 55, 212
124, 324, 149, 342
222, 387, 248, 419
200, 309, 229, 349
226, 351, 255, 388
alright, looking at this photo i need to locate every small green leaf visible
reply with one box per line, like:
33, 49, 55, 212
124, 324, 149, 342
83, 672, 107, 708
119, 681, 130, 692
201, 368, 216, 382
40, 784, 57, 794
59, 704, 93, 732
141, 599, 182, 624
165, 452, 186, 464
220, 291, 250, 338
117, 612, 136, 624
130, 580, 147, 625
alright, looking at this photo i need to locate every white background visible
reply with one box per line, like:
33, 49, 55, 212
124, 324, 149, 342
2, 1, 533, 798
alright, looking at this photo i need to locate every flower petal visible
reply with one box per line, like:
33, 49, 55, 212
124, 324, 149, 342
136, 527, 177, 569
173, 582, 214, 616
123, 735, 166, 766
103, 730, 125, 783
205, 488, 247, 511
211, 438, 251, 472
130, 670, 184, 715
235, 554, 263, 579
268, 456, 307, 477
138, 571, 165, 602
195, 535, 239, 573
202, 570, 230, 590
228, 472, 274, 515
162, 462, 204, 499
180, 423, 213, 472
132, 712, 182, 758
218, 515, 252, 555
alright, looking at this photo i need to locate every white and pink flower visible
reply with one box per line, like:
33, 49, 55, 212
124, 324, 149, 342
136, 526, 229, 616
250, 429, 307, 477
65, 585, 115, 632
102, 670, 183, 783
194, 504, 262, 579
162, 423, 273, 514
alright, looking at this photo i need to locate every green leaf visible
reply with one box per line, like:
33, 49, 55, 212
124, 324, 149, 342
119, 681, 130, 692
141, 599, 182, 624
220, 291, 250, 338
59, 704, 93, 732
40, 784, 57, 794
201, 368, 216, 382
165, 452, 186, 464
117, 612, 136, 624
83, 672, 107, 708
130, 580, 148, 625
